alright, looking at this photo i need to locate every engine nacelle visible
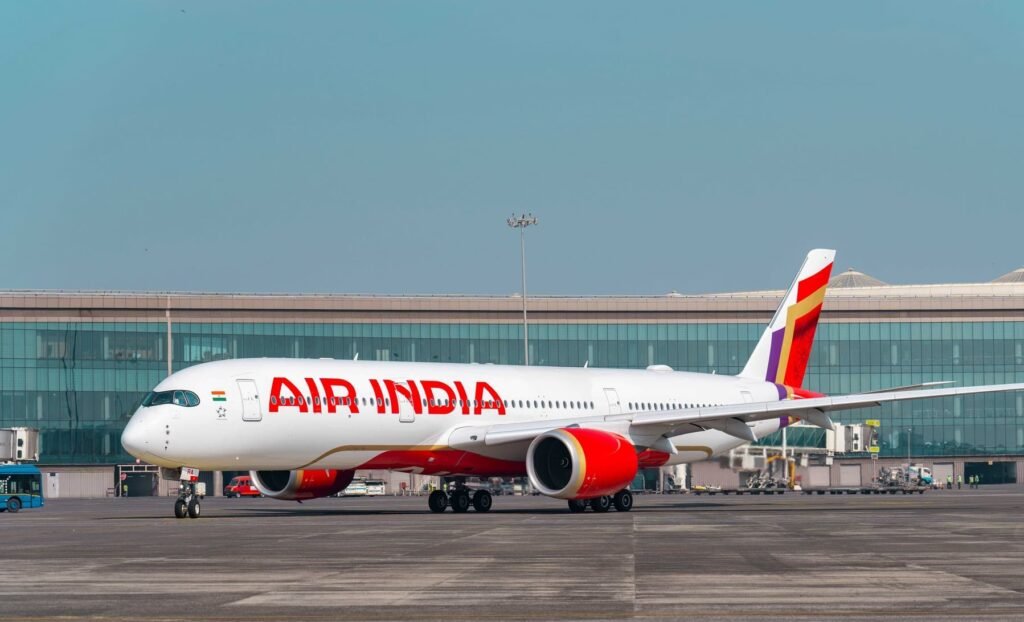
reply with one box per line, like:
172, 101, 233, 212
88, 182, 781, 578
249, 469, 355, 501
526, 428, 638, 500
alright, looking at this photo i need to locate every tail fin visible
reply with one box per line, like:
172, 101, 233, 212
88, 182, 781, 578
739, 249, 835, 387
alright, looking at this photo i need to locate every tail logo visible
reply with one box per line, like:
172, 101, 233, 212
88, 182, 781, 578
765, 262, 832, 387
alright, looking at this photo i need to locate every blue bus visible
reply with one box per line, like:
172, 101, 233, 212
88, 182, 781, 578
0, 464, 44, 513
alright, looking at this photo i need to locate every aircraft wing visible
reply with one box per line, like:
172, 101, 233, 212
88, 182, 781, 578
448, 382, 1024, 450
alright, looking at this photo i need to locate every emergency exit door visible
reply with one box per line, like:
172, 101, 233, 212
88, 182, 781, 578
238, 379, 262, 421
603, 388, 622, 415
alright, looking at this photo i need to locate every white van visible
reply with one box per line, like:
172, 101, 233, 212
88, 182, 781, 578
341, 478, 367, 496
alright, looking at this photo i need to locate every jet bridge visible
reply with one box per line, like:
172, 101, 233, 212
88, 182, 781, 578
0, 428, 39, 463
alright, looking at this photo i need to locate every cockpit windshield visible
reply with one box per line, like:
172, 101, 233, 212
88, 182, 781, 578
142, 390, 200, 408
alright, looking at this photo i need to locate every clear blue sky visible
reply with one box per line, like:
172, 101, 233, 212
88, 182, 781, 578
1, 3, 1021, 295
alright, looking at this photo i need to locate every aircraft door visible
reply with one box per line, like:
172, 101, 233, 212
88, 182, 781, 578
238, 379, 262, 422
603, 388, 622, 415
397, 394, 415, 423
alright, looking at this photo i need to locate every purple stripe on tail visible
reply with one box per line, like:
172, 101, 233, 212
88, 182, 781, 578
774, 383, 787, 400
765, 328, 785, 382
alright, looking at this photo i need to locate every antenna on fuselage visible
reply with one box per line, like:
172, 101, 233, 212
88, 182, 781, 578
583, 360, 589, 368
353, 353, 359, 361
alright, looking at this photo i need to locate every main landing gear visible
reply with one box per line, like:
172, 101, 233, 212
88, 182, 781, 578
173, 468, 204, 519
567, 489, 633, 513
428, 485, 492, 513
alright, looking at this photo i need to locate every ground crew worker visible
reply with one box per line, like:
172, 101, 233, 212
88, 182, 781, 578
946, 474, 953, 490
121, 482, 128, 498
957, 474, 962, 489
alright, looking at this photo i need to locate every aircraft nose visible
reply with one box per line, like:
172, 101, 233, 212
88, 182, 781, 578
121, 411, 151, 458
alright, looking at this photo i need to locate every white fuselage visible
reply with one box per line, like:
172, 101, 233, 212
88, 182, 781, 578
122, 358, 787, 474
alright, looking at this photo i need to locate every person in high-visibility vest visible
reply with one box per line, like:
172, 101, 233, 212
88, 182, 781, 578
946, 474, 953, 490
957, 474, 963, 489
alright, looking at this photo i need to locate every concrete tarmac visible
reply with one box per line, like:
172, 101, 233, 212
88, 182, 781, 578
2, 487, 1024, 621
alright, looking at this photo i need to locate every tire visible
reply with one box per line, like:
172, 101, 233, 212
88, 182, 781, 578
472, 490, 492, 512
612, 490, 634, 512
174, 499, 188, 519
187, 498, 201, 519
450, 490, 470, 513
567, 499, 587, 513
589, 496, 611, 513
7, 497, 22, 513
428, 490, 448, 513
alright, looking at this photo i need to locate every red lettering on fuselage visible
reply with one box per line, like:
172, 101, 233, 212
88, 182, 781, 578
474, 381, 506, 415
384, 380, 423, 415
304, 378, 322, 414
454, 381, 470, 415
320, 378, 359, 414
421, 380, 456, 415
268, 377, 505, 416
269, 377, 308, 413
369, 379, 385, 414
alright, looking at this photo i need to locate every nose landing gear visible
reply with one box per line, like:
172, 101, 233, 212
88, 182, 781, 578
173, 467, 204, 519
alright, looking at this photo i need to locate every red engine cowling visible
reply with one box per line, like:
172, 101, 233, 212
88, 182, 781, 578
526, 428, 638, 500
249, 469, 355, 501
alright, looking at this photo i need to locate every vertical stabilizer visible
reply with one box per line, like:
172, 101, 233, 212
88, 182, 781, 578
739, 249, 835, 388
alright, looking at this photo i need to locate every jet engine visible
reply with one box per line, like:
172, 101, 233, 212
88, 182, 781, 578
526, 428, 638, 500
249, 469, 355, 501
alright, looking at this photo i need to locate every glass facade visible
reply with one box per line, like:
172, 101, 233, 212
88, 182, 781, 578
2, 319, 1023, 464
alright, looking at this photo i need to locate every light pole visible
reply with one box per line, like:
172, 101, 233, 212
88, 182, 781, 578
907, 426, 912, 463
507, 213, 538, 366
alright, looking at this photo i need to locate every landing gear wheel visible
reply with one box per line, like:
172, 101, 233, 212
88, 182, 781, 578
428, 490, 448, 513
612, 490, 634, 512
174, 499, 188, 519
7, 497, 22, 513
450, 490, 471, 513
472, 490, 492, 512
589, 496, 612, 513
187, 498, 201, 518
567, 499, 587, 513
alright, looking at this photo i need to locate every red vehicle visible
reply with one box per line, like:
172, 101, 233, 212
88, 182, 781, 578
224, 475, 261, 498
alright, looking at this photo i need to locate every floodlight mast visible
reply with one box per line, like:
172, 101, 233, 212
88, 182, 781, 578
507, 213, 538, 366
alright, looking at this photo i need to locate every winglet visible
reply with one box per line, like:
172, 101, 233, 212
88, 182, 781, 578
739, 249, 835, 388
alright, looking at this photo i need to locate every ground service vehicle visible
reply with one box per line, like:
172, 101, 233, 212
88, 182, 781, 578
0, 464, 44, 513
909, 465, 934, 485
224, 475, 261, 497
121, 250, 1024, 518
341, 478, 367, 496
365, 480, 386, 496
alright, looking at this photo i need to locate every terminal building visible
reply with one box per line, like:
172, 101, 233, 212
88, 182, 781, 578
2, 267, 1023, 496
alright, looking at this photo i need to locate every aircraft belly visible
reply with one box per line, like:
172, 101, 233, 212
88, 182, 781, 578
659, 418, 782, 466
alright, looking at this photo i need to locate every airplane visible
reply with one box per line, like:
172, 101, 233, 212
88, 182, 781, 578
121, 249, 1024, 518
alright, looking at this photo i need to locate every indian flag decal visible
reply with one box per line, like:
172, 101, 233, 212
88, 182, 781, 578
211, 390, 227, 402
